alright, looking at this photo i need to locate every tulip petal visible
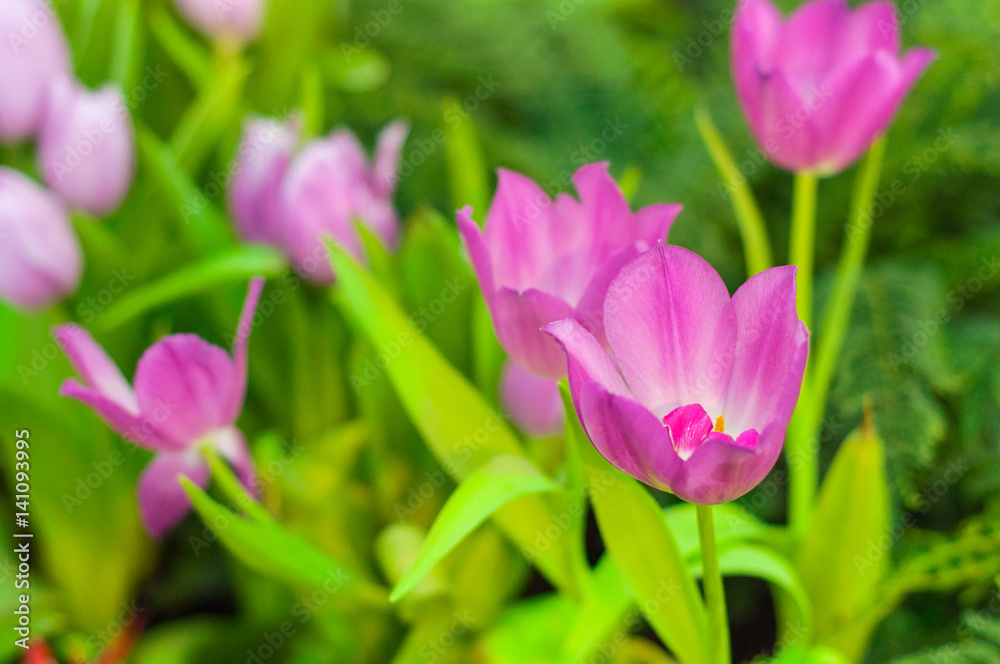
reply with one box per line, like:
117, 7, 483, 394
662, 404, 714, 461
815, 48, 935, 173
457, 206, 496, 301
573, 241, 650, 344
371, 120, 409, 198
776, 0, 850, 81
757, 71, 820, 171
662, 430, 765, 505
541, 317, 629, 414
492, 287, 577, 379
603, 245, 737, 416
133, 335, 239, 447
54, 324, 137, 412
577, 382, 670, 488
724, 266, 808, 434
732, 0, 784, 135
840, 1, 899, 58
482, 169, 555, 291
60, 379, 180, 451
225, 278, 265, 423
499, 360, 564, 437
137, 449, 210, 537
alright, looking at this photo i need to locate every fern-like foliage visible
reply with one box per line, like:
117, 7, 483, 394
889, 611, 1000, 664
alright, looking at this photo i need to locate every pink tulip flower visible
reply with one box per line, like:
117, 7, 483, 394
544, 245, 808, 504
172, 0, 266, 45
499, 360, 564, 437
38, 79, 136, 216
279, 121, 409, 284
0, 0, 72, 142
228, 115, 301, 244
55, 279, 265, 536
0, 167, 82, 309
732, 0, 935, 174
459, 162, 682, 379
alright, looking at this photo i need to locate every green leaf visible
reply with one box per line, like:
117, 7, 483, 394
693, 544, 813, 647
169, 52, 252, 173
796, 412, 891, 660
109, 0, 143, 90
562, 554, 633, 662
182, 479, 387, 608
587, 465, 709, 664
665, 502, 776, 561
326, 240, 575, 593
96, 245, 287, 331
147, 5, 212, 88
391, 455, 560, 602
136, 124, 235, 254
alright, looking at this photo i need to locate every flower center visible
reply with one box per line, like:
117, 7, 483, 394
714, 415, 725, 433
662, 404, 758, 461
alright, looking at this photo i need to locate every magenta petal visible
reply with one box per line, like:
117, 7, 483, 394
574, 241, 649, 344
577, 382, 672, 488
60, 380, 179, 451
133, 335, 239, 447
603, 245, 737, 416
725, 266, 808, 434
482, 169, 555, 291
541, 317, 629, 414
457, 207, 496, 302
662, 404, 713, 461
54, 324, 137, 411
371, 120, 409, 198
776, 0, 850, 80
499, 360, 564, 437
571, 162, 633, 242
840, 1, 900, 57
137, 449, 210, 538
665, 432, 764, 504
225, 278, 265, 423
757, 71, 819, 171
492, 287, 577, 379
732, 0, 783, 134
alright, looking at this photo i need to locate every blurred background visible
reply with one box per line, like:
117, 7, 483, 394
1, 0, 999, 662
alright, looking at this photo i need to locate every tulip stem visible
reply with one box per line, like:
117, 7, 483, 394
697, 504, 730, 664
694, 105, 773, 276
789, 171, 818, 329
787, 141, 886, 533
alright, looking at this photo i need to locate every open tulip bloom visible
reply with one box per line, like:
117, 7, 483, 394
545, 245, 808, 504
732, 0, 935, 174
54, 278, 265, 536
459, 162, 682, 379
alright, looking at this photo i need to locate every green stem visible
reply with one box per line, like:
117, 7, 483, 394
694, 106, 773, 276
786, 171, 819, 532
787, 143, 885, 533
697, 504, 730, 664
789, 172, 819, 329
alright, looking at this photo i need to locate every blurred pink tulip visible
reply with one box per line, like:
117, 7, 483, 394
55, 279, 265, 537
0, 167, 81, 310
732, 0, 935, 174
38, 79, 136, 216
0, 0, 71, 142
228, 115, 301, 244
173, 0, 266, 45
280, 121, 409, 284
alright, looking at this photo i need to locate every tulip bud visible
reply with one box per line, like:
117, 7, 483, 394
172, 0, 266, 45
731, 0, 935, 174
0, 0, 72, 142
228, 115, 300, 244
0, 167, 82, 309
38, 79, 136, 216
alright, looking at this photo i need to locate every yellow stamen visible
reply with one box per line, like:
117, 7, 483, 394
714, 415, 725, 433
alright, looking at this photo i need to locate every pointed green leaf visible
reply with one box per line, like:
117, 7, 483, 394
147, 5, 212, 88
444, 97, 489, 216
796, 413, 890, 659
182, 479, 387, 607
588, 466, 709, 664
391, 455, 560, 602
